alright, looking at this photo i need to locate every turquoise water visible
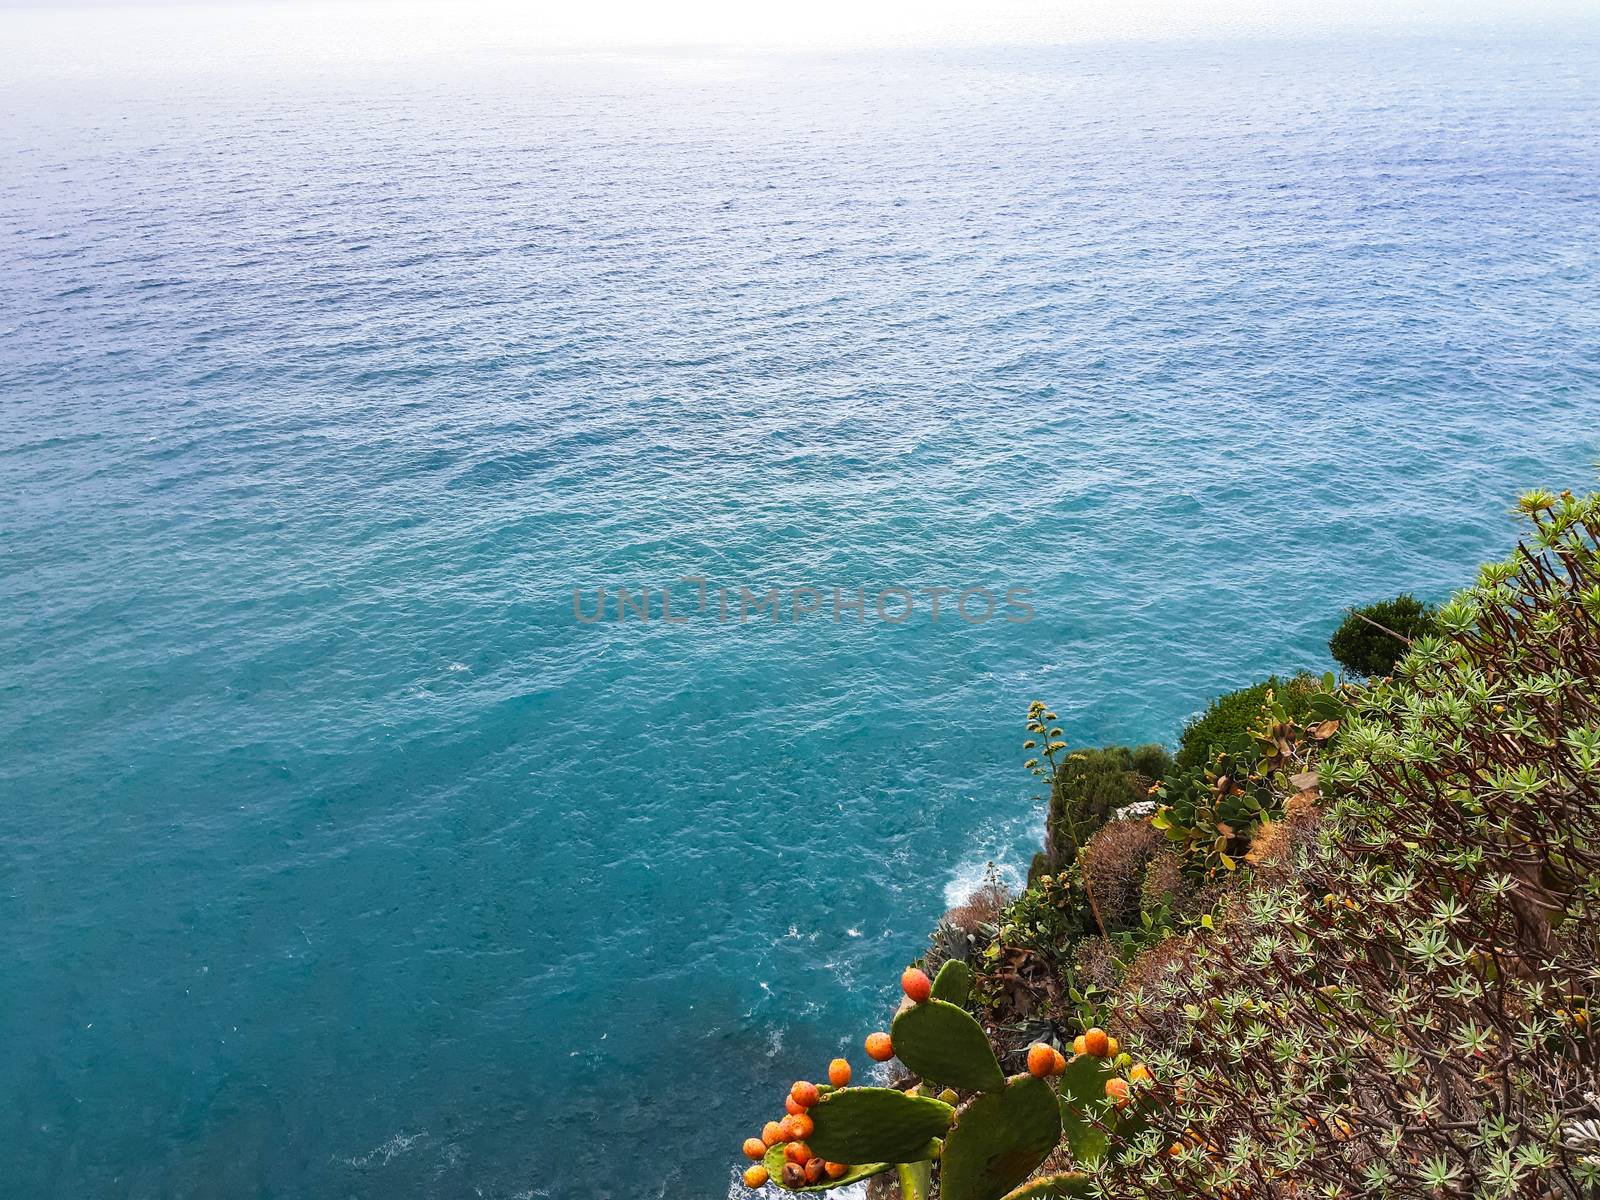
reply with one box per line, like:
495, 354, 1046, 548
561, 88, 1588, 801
3, 17, 1600, 1198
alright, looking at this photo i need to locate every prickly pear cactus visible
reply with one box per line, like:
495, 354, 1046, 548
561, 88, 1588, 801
891, 998, 1006, 1091
937, 1074, 1062, 1200
761, 1145, 888, 1192
1054, 1054, 1150, 1166
999, 1171, 1092, 1200
1054, 1054, 1115, 1164
930, 958, 974, 1006
805, 1086, 954, 1165
896, 1159, 933, 1200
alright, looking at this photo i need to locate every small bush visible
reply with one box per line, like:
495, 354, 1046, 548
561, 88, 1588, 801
1172, 673, 1318, 773
1080, 817, 1164, 933
1071, 934, 1122, 993
1328, 591, 1439, 677
1039, 744, 1172, 874
1138, 849, 1189, 916
1113, 931, 1203, 1053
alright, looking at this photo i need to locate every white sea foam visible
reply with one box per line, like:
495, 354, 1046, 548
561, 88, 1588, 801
943, 858, 1025, 910
338, 1131, 426, 1169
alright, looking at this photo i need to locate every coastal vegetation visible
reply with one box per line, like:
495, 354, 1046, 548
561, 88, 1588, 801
733, 485, 1600, 1198
1328, 593, 1441, 678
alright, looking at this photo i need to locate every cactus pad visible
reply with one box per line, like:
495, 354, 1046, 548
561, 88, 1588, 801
1054, 1053, 1114, 1164
896, 1159, 933, 1200
999, 1171, 1092, 1200
1054, 1054, 1150, 1165
938, 1074, 1062, 1200
1055, 1052, 1113, 1108
761, 1145, 889, 1191
805, 1086, 954, 1164
930, 959, 974, 1006
891, 998, 1006, 1091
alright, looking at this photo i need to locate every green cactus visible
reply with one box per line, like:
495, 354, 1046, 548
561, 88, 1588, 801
1054, 1053, 1115, 1164
761, 1145, 888, 1191
897, 1159, 933, 1200
930, 959, 974, 1006
805, 1086, 954, 1165
938, 1074, 1062, 1200
1056, 1054, 1155, 1167
891, 998, 1006, 1091
998, 1171, 1092, 1200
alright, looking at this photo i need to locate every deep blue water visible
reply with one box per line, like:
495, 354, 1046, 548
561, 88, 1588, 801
3, 17, 1600, 1199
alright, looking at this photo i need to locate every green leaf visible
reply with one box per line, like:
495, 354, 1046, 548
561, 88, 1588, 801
940, 1075, 1063, 1200
892, 999, 1007, 1091
931, 959, 975, 1007
806, 1087, 954, 1164
897, 1159, 933, 1200
762, 1143, 892, 1191
1055, 1053, 1113, 1109
1060, 1109, 1107, 1166
1054, 1052, 1120, 1165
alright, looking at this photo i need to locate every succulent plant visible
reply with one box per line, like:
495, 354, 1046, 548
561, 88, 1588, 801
938, 1074, 1062, 1200
804, 1087, 953, 1165
742, 948, 1159, 1198
1053, 1052, 1114, 1165
759, 1144, 885, 1192
891, 998, 1007, 1092
896, 1159, 933, 1200
930, 958, 974, 1005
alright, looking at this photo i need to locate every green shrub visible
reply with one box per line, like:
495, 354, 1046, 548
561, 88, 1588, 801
1327, 591, 1439, 677
1037, 744, 1172, 876
1172, 674, 1317, 774
1156, 681, 1348, 882
1080, 818, 1164, 933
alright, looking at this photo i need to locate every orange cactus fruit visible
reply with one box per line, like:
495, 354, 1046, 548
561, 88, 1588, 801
1105, 1077, 1132, 1107
1026, 1043, 1057, 1078
865, 1032, 893, 1061
828, 1058, 852, 1087
790, 1080, 821, 1108
785, 1141, 813, 1165
743, 1164, 769, 1188
742, 1137, 767, 1161
901, 966, 932, 1003
1129, 1062, 1153, 1085
803, 1157, 826, 1184
1051, 1048, 1068, 1075
1106, 1036, 1120, 1058
782, 1163, 805, 1188
785, 1095, 805, 1116
791, 1113, 815, 1139
761, 1120, 785, 1147
825, 1162, 849, 1179
1072, 1034, 1086, 1056
1082, 1028, 1110, 1057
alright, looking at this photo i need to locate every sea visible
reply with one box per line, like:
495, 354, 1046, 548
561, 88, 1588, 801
2, 6, 1598, 1197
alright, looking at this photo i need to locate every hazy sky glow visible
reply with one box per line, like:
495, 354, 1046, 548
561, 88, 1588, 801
4, 0, 1598, 81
